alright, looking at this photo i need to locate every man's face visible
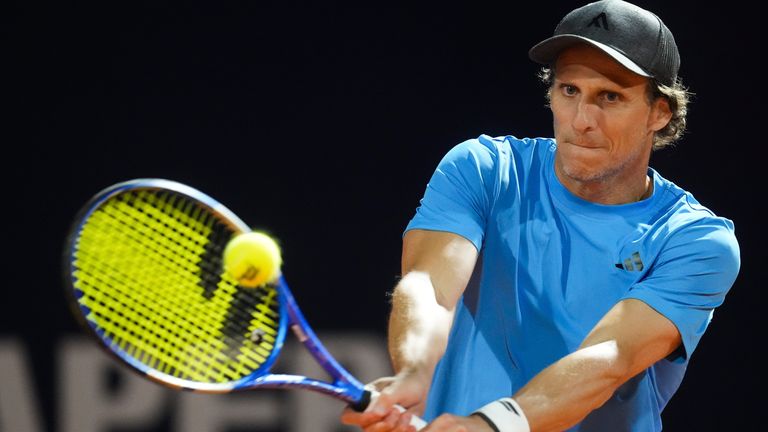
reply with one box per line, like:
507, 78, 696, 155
550, 44, 671, 190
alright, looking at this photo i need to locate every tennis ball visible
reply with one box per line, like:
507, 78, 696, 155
223, 232, 282, 288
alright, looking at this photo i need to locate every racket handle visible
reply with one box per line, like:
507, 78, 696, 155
353, 389, 428, 430
393, 403, 428, 430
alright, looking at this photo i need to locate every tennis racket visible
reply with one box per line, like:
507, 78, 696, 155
63, 178, 426, 430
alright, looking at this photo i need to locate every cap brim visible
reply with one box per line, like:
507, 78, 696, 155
528, 35, 651, 78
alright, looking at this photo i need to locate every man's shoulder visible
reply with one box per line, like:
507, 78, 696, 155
450, 134, 556, 162
649, 171, 739, 261
654, 171, 735, 229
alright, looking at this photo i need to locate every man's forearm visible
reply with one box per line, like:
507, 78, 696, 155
388, 271, 455, 376
513, 341, 629, 432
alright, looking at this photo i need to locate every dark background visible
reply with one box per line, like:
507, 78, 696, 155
6, 1, 761, 430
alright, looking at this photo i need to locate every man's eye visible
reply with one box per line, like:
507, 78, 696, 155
603, 92, 619, 102
561, 85, 577, 95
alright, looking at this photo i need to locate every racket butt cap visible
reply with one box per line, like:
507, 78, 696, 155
349, 389, 372, 412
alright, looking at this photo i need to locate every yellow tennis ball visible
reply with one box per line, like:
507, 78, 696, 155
223, 232, 282, 288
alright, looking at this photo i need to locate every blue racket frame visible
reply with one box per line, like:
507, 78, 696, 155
236, 275, 368, 405
65, 178, 369, 406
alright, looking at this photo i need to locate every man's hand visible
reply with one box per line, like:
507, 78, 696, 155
423, 414, 495, 431
342, 404, 494, 432
340, 372, 499, 432
340, 369, 429, 431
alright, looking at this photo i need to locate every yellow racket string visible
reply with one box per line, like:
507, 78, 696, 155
72, 189, 280, 383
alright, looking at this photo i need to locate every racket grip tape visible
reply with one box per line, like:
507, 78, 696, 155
352, 389, 427, 430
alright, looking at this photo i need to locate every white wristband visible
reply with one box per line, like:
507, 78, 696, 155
472, 398, 530, 432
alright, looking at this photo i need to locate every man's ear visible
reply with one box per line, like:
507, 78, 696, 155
649, 97, 673, 132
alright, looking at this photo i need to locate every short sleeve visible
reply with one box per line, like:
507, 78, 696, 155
622, 217, 741, 362
404, 137, 501, 250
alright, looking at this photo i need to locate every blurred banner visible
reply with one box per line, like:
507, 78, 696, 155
1, 332, 390, 432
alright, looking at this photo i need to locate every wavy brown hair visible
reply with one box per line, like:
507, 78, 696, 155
538, 67, 692, 150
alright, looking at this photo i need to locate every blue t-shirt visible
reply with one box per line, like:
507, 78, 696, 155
405, 135, 740, 431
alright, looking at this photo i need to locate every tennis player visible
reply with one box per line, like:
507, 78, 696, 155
341, 0, 740, 431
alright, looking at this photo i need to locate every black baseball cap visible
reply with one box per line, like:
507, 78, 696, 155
528, 0, 680, 86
